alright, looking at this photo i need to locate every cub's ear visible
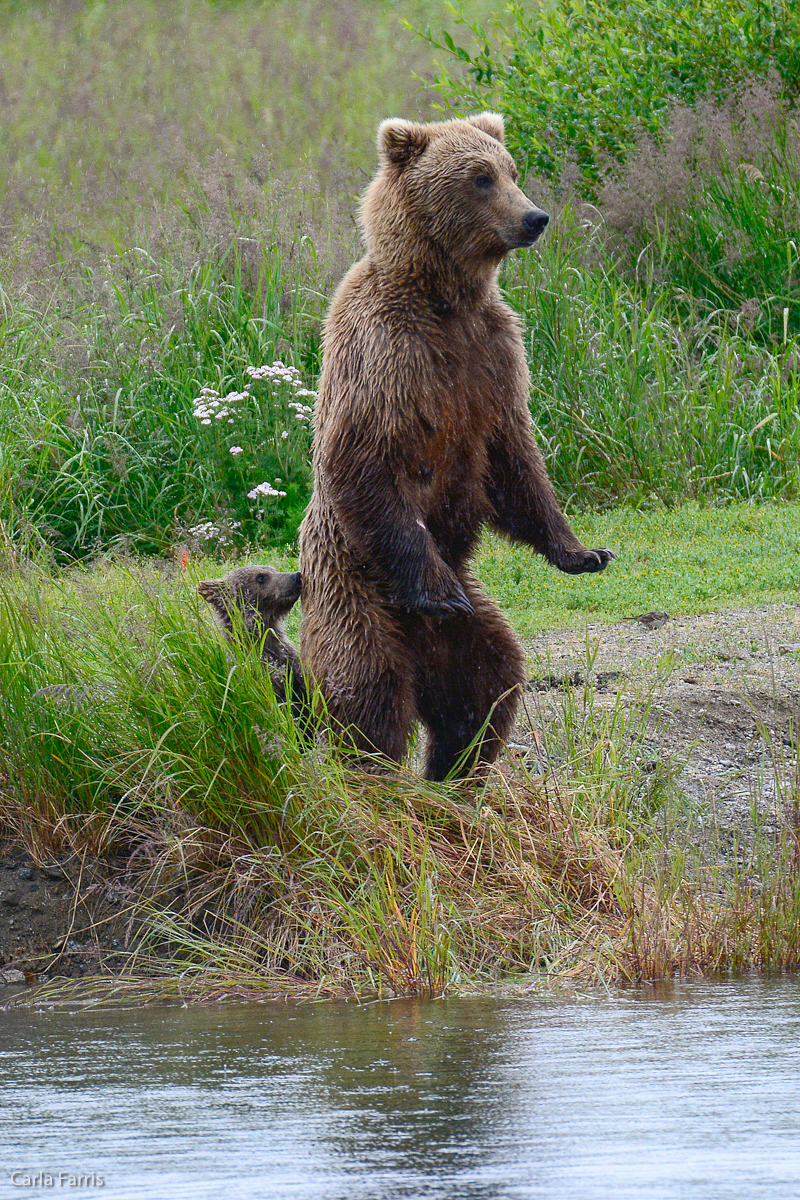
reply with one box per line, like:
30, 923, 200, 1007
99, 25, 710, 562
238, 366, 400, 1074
378, 118, 430, 166
467, 111, 505, 144
197, 580, 225, 608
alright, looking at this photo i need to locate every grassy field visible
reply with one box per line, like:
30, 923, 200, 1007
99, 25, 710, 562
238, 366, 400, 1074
479, 501, 800, 634
0, 0, 457, 557
2, 0, 800, 997
2, 3, 800, 561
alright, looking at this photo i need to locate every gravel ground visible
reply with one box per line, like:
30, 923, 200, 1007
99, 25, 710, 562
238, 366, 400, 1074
515, 603, 800, 834
0, 842, 134, 986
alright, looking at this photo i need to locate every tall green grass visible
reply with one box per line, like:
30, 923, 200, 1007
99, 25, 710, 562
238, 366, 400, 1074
599, 82, 800, 342
5, 192, 800, 560
507, 208, 800, 508
1, 244, 319, 557
3, 3, 800, 560
0, 0, 450, 558
0, 0, 452, 228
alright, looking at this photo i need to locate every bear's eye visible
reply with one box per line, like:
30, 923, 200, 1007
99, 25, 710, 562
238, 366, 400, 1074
474, 173, 494, 190
255, 573, 266, 585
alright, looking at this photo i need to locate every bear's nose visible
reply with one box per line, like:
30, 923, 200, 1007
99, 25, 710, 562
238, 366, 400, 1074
523, 208, 549, 237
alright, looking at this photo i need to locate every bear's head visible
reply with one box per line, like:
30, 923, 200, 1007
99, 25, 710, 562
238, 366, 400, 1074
360, 112, 548, 276
198, 565, 302, 640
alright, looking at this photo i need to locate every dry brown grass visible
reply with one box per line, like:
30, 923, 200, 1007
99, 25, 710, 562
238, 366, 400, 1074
7, 745, 798, 1008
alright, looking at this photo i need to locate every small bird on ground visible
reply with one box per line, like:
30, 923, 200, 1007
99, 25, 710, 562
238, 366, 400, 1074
623, 611, 669, 630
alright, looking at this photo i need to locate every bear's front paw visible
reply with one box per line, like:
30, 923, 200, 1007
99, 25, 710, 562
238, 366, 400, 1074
409, 580, 475, 617
552, 546, 617, 576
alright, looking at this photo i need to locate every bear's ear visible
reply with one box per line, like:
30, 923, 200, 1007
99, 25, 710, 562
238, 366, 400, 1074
197, 579, 225, 608
378, 118, 430, 167
467, 111, 506, 145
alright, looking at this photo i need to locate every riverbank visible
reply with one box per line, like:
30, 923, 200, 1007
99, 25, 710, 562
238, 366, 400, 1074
2, 580, 799, 1003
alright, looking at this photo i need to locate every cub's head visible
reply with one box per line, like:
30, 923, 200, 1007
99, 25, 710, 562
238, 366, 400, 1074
197, 565, 302, 640
361, 112, 548, 271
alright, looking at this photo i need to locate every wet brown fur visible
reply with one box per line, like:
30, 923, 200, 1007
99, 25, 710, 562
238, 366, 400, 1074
197, 565, 303, 706
298, 112, 614, 780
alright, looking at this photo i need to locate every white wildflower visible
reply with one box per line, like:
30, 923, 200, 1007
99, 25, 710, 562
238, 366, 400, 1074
192, 386, 248, 423
187, 519, 242, 547
188, 521, 217, 540
247, 481, 287, 500
229, 446, 244, 455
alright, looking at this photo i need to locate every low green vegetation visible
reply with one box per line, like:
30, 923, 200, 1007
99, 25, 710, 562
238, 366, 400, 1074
479, 501, 800, 634
2, 0, 800, 995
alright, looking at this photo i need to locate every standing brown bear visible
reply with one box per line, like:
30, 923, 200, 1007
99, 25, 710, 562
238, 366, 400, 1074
299, 112, 614, 780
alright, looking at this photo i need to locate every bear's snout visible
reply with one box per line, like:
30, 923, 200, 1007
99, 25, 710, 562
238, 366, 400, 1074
281, 571, 303, 602
521, 208, 549, 244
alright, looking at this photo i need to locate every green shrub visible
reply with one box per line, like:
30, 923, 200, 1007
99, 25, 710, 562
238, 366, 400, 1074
418, 0, 800, 194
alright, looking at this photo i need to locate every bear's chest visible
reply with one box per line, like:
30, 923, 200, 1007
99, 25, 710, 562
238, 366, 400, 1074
408, 311, 519, 468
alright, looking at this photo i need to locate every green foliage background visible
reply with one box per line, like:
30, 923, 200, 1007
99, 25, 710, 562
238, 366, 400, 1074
420, 0, 800, 191
1, 0, 800, 562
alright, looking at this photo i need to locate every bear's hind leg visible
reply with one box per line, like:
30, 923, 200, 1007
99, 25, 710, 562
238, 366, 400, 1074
301, 601, 417, 768
412, 584, 525, 782
328, 670, 417, 766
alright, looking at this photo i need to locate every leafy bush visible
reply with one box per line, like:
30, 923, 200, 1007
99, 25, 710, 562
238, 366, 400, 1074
419, 0, 800, 194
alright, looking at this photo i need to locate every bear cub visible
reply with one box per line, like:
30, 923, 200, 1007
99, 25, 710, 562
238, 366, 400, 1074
197, 565, 302, 706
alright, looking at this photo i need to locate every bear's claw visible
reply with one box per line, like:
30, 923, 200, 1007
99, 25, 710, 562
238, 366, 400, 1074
411, 582, 475, 617
553, 546, 617, 575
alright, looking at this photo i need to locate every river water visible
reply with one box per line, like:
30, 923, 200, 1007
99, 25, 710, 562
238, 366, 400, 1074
1, 977, 799, 1199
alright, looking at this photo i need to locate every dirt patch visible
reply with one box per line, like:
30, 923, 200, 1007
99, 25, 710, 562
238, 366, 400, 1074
515, 603, 800, 833
0, 842, 135, 986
